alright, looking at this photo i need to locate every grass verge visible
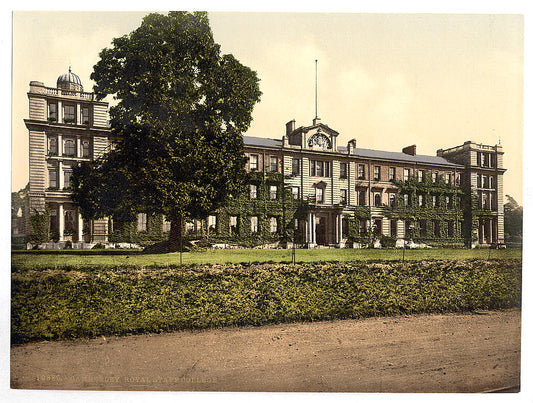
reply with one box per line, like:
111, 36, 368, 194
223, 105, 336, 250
11, 259, 521, 344
11, 247, 522, 269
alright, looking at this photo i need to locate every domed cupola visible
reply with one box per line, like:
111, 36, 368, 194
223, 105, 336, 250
57, 66, 83, 92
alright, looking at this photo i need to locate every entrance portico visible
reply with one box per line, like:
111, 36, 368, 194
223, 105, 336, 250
306, 207, 345, 247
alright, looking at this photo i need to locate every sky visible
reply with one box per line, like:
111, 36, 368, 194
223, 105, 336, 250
11, 11, 524, 203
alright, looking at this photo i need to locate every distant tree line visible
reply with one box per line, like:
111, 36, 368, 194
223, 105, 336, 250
504, 195, 522, 245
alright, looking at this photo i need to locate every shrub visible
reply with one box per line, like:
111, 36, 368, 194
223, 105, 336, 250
11, 259, 521, 344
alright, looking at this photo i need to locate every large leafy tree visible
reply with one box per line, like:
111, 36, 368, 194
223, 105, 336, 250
504, 195, 522, 244
72, 11, 261, 245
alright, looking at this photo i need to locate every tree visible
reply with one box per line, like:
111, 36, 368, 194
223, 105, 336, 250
72, 12, 261, 248
504, 195, 522, 244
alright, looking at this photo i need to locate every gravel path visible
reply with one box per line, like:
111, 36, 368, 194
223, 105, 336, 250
11, 309, 520, 392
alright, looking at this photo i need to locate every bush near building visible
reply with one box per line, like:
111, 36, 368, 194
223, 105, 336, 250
12, 259, 521, 344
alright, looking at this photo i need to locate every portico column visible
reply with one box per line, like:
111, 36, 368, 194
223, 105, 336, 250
339, 215, 343, 244
334, 215, 339, 244
307, 212, 312, 244
58, 203, 64, 241
78, 212, 84, 243
488, 219, 493, 244
312, 213, 317, 244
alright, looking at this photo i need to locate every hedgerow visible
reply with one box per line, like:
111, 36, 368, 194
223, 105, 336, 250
11, 259, 521, 344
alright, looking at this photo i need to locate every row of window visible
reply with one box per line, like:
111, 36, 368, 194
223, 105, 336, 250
249, 154, 280, 173
253, 182, 459, 208
48, 102, 91, 125
354, 191, 458, 208
48, 137, 91, 158
48, 169, 72, 189
249, 154, 459, 184
477, 151, 495, 168
477, 174, 496, 189
137, 214, 281, 234
249, 184, 279, 200
361, 218, 461, 238
477, 191, 498, 211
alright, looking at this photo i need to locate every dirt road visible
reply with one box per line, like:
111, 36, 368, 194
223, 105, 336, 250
11, 309, 520, 392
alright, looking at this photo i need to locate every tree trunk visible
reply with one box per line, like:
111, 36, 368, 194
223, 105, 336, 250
169, 216, 183, 245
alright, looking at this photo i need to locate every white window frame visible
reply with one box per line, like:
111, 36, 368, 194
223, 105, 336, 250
269, 185, 278, 200
403, 168, 410, 181
250, 184, 257, 199
250, 216, 259, 232
249, 154, 258, 170
291, 186, 300, 199
208, 215, 217, 230
269, 217, 278, 233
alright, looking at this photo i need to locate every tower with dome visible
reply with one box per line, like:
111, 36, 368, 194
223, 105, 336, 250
25, 68, 111, 246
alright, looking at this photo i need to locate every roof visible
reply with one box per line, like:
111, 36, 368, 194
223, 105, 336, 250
243, 135, 461, 167
345, 147, 462, 167
243, 136, 282, 149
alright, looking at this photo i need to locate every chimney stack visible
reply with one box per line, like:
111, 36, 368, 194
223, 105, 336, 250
402, 145, 416, 156
347, 139, 357, 154
286, 119, 296, 136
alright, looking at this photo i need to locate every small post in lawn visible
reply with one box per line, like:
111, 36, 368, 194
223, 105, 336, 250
179, 217, 183, 266
292, 236, 296, 264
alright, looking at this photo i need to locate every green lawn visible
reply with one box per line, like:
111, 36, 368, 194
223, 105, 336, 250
11, 247, 522, 269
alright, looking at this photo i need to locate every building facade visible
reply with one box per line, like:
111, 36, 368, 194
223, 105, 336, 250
25, 72, 505, 248
25, 69, 111, 245
227, 117, 505, 248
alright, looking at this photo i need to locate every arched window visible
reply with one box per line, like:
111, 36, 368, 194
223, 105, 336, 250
374, 193, 382, 206
64, 139, 76, 156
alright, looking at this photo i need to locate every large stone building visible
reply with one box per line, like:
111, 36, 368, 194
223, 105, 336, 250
234, 117, 505, 248
25, 71, 505, 248
25, 69, 111, 245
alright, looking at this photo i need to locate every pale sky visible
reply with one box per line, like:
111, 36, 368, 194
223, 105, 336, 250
11, 11, 524, 203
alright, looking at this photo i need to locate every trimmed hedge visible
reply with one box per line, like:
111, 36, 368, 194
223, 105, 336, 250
11, 259, 521, 344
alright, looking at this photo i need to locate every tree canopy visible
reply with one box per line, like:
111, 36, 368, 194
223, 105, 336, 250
72, 11, 261, 240
504, 195, 522, 244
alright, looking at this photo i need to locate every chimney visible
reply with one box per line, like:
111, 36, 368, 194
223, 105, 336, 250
286, 119, 296, 136
347, 139, 357, 154
402, 145, 416, 156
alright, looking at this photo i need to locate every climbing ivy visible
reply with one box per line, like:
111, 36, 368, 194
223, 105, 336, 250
193, 172, 309, 248
28, 206, 50, 245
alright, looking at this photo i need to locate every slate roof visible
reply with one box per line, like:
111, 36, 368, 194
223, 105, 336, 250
243, 136, 461, 168
341, 147, 462, 167
243, 136, 282, 149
